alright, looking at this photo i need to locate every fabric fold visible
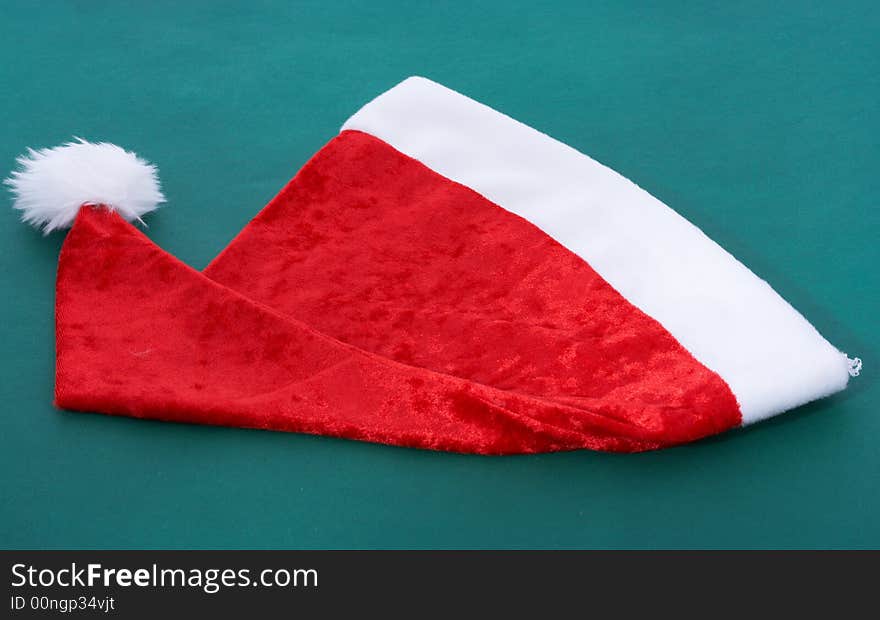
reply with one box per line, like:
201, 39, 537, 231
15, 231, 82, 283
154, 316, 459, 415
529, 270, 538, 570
55, 206, 736, 453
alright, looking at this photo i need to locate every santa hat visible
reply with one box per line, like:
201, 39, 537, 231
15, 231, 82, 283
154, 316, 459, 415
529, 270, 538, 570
5, 77, 860, 454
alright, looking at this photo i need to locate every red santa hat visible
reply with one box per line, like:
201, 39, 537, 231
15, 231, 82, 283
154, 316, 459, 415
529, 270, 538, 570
6, 77, 860, 454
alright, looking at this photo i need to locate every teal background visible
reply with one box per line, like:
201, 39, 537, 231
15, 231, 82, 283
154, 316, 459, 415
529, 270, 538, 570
0, 1, 877, 549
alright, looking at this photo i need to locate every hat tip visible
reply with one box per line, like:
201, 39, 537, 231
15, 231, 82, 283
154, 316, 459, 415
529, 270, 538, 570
5, 139, 165, 234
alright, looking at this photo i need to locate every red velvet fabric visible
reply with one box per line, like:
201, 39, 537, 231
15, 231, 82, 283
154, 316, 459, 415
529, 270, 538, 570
54, 131, 741, 453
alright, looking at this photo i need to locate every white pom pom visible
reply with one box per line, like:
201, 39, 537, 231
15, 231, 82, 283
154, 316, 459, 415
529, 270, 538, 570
4, 138, 165, 234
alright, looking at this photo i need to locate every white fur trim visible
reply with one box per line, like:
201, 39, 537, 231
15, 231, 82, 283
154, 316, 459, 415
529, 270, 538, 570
343, 76, 852, 424
5, 139, 164, 234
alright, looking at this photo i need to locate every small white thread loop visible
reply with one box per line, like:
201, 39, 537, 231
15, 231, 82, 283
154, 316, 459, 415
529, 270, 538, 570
845, 355, 862, 378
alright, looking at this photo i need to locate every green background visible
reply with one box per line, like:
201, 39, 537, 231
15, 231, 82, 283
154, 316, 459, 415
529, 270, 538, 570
1, 1, 877, 549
